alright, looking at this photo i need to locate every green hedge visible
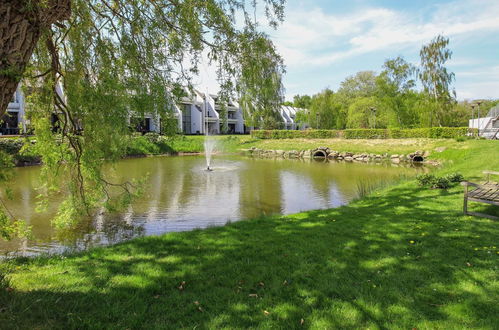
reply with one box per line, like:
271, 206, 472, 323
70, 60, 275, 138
251, 127, 476, 139
251, 129, 342, 139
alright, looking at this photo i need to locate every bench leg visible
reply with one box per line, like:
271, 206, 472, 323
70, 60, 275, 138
463, 196, 468, 215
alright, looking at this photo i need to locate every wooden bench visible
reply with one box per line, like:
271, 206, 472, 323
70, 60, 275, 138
461, 171, 499, 220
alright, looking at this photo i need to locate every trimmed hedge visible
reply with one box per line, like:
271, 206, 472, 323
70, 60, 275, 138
251, 127, 476, 139
251, 129, 342, 139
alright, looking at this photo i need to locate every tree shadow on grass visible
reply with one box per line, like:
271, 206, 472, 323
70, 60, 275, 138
1, 185, 498, 329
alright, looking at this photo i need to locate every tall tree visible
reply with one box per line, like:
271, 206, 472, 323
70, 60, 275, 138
292, 94, 312, 109
376, 56, 418, 127
0, 0, 286, 236
338, 71, 378, 100
418, 35, 456, 127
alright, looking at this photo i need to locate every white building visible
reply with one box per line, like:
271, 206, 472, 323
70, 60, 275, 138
469, 106, 499, 139
0, 88, 27, 135
280, 105, 308, 130
3, 86, 308, 135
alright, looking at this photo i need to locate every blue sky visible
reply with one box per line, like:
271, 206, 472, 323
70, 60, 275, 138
265, 0, 499, 101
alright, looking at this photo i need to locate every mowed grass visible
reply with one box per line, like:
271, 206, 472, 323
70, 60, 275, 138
0, 140, 498, 329
166, 134, 480, 156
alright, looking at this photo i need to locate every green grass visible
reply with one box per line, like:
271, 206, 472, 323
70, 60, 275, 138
159, 135, 484, 157
0, 139, 498, 329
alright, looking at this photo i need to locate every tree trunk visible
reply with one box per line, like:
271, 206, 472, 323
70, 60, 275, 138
0, 0, 71, 118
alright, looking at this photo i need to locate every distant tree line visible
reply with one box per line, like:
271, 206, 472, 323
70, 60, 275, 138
284, 35, 498, 129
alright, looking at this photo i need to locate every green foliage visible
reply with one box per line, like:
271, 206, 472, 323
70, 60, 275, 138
416, 174, 437, 187
251, 129, 342, 139
292, 94, 312, 109
431, 177, 451, 189
252, 127, 474, 140
417, 173, 462, 189
343, 129, 389, 139
126, 136, 160, 156
418, 35, 456, 127
445, 172, 464, 183
10, 0, 287, 234
346, 97, 382, 129
0, 139, 24, 155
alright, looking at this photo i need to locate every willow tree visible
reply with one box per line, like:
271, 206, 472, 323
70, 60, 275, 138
0, 0, 286, 237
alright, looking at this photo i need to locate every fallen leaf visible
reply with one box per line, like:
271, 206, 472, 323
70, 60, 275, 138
198, 307, 204, 312
466, 262, 472, 267
5, 288, 13, 292
300, 318, 304, 325
194, 301, 200, 305
263, 310, 270, 315
258, 282, 265, 287
153, 295, 160, 299
248, 294, 258, 298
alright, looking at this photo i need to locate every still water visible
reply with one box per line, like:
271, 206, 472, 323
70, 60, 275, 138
0, 155, 422, 256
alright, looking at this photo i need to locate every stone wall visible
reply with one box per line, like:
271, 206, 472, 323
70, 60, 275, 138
245, 147, 430, 164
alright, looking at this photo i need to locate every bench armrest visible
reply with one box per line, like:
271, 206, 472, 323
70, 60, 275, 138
461, 181, 482, 188
483, 170, 499, 176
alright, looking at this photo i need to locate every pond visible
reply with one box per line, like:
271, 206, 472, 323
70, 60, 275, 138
0, 155, 424, 256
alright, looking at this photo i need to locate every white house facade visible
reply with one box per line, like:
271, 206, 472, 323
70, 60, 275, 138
2, 85, 308, 136
469, 106, 499, 139
0, 87, 27, 135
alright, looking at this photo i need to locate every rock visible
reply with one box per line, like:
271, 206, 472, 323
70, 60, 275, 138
391, 158, 400, 164
344, 156, 353, 161
391, 154, 399, 159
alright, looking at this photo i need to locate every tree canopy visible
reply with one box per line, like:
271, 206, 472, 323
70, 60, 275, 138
0, 0, 286, 237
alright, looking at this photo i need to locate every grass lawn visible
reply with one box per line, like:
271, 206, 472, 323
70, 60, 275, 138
166, 134, 483, 156
0, 139, 498, 329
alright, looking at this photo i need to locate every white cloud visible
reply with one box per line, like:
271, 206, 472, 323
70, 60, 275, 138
271, 0, 499, 67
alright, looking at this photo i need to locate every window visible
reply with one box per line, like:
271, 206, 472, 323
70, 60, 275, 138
182, 104, 192, 134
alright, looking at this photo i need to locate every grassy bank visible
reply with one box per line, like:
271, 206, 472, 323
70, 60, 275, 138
0, 139, 498, 329
1, 134, 486, 163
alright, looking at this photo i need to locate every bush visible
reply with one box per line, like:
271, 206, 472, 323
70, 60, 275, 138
416, 174, 436, 186
431, 177, 451, 189
251, 127, 474, 140
0, 138, 24, 155
126, 136, 160, 155
445, 172, 464, 183
417, 173, 461, 190
144, 132, 160, 143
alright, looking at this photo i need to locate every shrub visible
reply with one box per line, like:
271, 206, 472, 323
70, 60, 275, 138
251, 127, 474, 140
416, 174, 436, 186
417, 173, 459, 190
431, 177, 451, 189
126, 136, 160, 155
0, 138, 24, 155
445, 172, 464, 183
144, 132, 160, 143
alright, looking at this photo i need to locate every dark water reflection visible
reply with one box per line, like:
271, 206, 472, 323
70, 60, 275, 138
0, 155, 424, 256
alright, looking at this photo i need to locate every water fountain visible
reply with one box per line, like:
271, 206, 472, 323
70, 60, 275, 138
204, 129, 217, 171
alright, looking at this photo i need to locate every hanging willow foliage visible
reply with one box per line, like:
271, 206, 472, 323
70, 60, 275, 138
0, 0, 286, 236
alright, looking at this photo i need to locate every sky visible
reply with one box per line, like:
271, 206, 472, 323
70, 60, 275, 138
196, 0, 499, 101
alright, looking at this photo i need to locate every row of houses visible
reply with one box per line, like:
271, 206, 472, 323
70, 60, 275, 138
1, 86, 307, 136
